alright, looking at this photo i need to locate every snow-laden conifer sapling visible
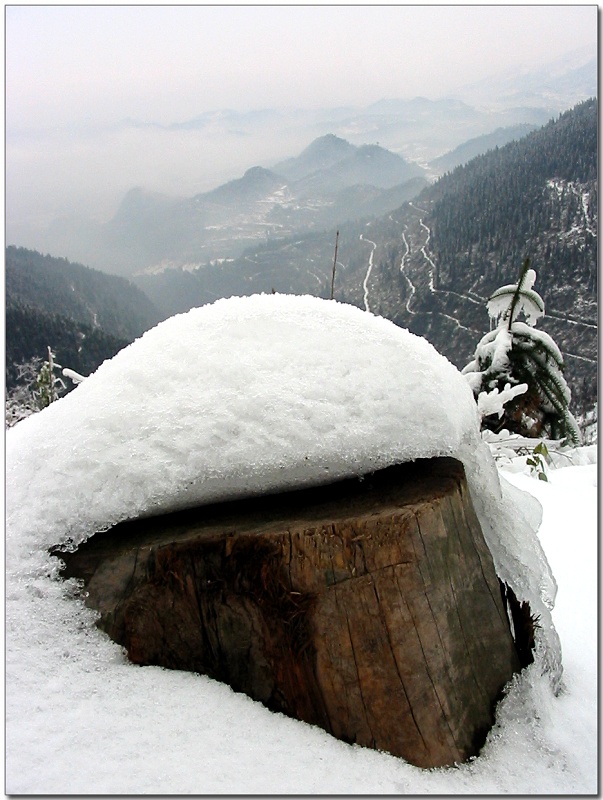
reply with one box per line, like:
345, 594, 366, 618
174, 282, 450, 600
463, 258, 581, 447
5, 346, 85, 428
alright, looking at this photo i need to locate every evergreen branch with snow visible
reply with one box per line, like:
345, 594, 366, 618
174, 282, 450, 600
463, 258, 581, 446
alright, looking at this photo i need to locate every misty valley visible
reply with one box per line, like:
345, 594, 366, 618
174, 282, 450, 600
6, 93, 597, 429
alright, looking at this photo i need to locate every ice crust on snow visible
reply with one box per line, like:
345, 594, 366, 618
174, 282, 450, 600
6, 295, 563, 705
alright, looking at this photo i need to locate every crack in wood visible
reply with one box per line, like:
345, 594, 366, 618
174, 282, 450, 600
401, 572, 461, 755
371, 577, 430, 755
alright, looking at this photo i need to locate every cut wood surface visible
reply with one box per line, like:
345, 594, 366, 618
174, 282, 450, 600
59, 457, 522, 768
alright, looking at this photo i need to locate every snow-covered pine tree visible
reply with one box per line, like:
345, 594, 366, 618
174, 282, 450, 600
463, 258, 581, 446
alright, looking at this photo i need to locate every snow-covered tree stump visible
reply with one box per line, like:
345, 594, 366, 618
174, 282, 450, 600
59, 457, 523, 768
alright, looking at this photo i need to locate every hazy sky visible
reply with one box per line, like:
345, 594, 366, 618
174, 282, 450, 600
6, 5, 597, 131
4, 4, 598, 246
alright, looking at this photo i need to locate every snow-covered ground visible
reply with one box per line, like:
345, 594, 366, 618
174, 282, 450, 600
5, 294, 597, 794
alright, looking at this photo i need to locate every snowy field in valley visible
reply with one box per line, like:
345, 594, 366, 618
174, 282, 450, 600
5, 294, 597, 794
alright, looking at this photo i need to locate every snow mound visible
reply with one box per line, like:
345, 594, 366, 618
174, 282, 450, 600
7, 293, 480, 548
6, 293, 561, 685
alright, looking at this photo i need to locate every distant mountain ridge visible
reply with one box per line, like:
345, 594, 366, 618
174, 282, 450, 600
8, 46, 595, 259
32, 135, 429, 277
329, 143, 424, 189
275, 136, 425, 194
457, 50, 596, 110
429, 124, 538, 174
203, 166, 287, 204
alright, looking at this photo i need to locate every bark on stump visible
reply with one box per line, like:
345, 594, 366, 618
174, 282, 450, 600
58, 457, 522, 768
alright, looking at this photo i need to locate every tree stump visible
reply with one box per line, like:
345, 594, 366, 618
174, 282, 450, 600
58, 458, 522, 768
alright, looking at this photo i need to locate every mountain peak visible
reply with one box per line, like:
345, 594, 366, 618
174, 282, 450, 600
114, 187, 179, 222
300, 134, 356, 161
242, 166, 279, 181
356, 144, 390, 156
273, 134, 356, 181
305, 133, 351, 149
203, 165, 286, 204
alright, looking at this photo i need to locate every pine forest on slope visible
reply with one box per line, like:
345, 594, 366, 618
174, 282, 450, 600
5, 247, 162, 389
5, 302, 129, 392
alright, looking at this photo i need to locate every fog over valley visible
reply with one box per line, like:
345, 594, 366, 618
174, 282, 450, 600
6, 6, 596, 262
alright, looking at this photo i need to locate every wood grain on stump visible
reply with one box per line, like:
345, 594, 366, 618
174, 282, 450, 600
58, 457, 522, 768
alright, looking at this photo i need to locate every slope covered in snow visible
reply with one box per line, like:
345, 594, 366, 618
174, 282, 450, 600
6, 293, 589, 793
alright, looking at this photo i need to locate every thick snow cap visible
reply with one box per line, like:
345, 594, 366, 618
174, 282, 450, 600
6, 293, 561, 686
7, 293, 484, 543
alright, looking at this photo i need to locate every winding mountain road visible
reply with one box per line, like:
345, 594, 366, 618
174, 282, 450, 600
359, 233, 377, 313
390, 203, 483, 334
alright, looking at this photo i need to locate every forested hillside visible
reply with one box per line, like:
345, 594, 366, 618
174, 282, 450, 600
429, 98, 597, 314
355, 100, 598, 415
6, 302, 129, 390
5, 247, 162, 391
6, 246, 162, 339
